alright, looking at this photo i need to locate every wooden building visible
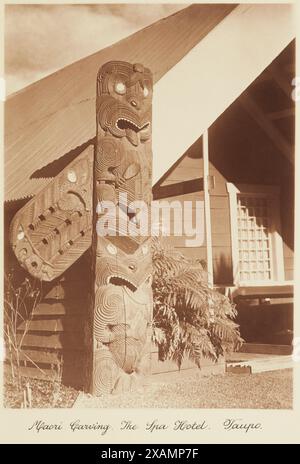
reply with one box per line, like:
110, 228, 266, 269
154, 40, 295, 352
4, 4, 296, 386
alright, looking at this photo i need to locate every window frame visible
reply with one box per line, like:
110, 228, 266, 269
226, 182, 285, 286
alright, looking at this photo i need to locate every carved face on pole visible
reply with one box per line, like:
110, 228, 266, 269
91, 61, 153, 396
96, 61, 152, 146
95, 61, 153, 208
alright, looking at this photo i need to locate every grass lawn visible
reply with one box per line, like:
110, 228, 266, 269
4, 369, 292, 409
74, 369, 293, 409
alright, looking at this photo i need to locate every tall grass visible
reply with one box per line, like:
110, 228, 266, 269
3, 272, 64, 407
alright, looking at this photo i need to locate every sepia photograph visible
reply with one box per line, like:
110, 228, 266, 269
1, 0, 298, 435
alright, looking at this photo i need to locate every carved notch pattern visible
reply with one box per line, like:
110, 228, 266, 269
10, 147, 94, 281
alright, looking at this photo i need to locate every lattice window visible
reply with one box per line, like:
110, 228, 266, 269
237, 195, 273, 282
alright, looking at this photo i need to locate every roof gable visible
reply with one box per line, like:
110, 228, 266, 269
5, 4, 235, 201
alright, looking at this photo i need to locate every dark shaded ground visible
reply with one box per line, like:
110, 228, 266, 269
4, 374, 79, 408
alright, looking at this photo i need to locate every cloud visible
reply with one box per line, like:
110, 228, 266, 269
5, 4, 184, 95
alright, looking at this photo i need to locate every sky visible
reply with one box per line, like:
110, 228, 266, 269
5, 4, 185, 95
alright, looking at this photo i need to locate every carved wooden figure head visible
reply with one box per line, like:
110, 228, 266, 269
96, 61, 153, 147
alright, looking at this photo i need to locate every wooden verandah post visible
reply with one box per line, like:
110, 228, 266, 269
203, 129, 214, 288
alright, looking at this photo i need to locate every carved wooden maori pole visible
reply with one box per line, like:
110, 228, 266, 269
91, 61, 153, 395
9, 61, 153, 396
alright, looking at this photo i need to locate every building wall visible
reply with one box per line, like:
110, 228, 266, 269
153, 138, 207, 268
153, 98, 294, 285
210, 101, 294, 283
4, 201, 90, 388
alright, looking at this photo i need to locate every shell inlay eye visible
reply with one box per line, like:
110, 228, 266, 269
107, 243, 117, 255
115, 82, 126, 94
142, 245, 148, 255
17, 231, 25, 240
67, 170, 77, 183
143, 87, 149, 97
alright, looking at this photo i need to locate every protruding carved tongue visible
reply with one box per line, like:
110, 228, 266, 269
126, 128, 139, 146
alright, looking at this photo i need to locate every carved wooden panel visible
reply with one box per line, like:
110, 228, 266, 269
91, 61, 153, 395
10, 146, 93, 281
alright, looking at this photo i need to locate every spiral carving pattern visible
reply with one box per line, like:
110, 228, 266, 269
94, 286, 123, 342
93, 348, 119, 396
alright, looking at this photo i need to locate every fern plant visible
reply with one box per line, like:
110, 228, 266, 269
152, 239, 243, 369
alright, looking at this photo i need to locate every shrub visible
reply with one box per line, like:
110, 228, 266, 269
152, 239, 243, 368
